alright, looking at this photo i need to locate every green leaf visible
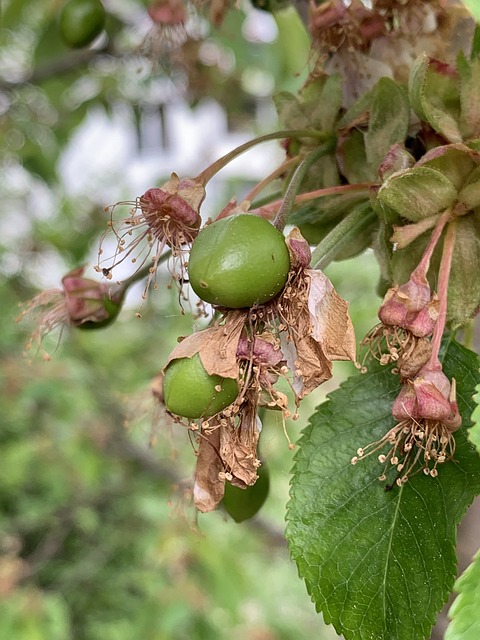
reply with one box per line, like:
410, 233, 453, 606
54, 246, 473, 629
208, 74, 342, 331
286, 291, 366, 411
378, 166, 457, 221
418, 144, 479, 191
409, 54, 462, 143
365, 78, 409, 170
458, 52, 480, 139
274, 75, 341, 134
446, 549, 480, 640
286, 338, 480, 640
468, 385, 480, 453
338, 128, 378, 183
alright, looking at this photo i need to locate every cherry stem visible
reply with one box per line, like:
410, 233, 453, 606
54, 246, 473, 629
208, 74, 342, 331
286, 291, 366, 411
252, 182, 371, 218
196, 129, 332, 186
112, 250, 172, 296
411, 209, 451, 282
310, 202, 376, 270
244, 156, 300, 203
429, 221, 457, 365
273, 142, 336, 231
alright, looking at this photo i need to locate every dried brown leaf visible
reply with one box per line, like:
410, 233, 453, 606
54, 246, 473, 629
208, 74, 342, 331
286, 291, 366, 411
306, 269, 356, 362
282, 334, 333, 399
193, 428, 225, 513
280, 269, 356, 399
220, 404, 261, 486
166, 311, 246, 379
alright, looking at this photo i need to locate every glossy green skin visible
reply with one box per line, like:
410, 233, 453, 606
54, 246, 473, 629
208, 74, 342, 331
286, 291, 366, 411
59, 0, 106, 48
163, 353, 238, 419
222, 462, 270, 522
188, 214, 291, 309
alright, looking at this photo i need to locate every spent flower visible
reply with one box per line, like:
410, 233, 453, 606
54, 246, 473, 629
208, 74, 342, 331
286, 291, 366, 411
352, 360, 461, 487
17, 267, 123, 358
97, 173, 204, 300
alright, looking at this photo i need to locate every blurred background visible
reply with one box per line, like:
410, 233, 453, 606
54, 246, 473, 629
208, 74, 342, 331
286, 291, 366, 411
2, 1, 464, 638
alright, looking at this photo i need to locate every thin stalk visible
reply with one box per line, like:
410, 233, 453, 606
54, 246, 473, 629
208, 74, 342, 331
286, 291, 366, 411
411, 209, 451, 282
113, 250, 172, 295
273, 143, 335, 230
429, 222, 457, 364
251, 190, 283, 210
252, 182, 371, 218
196, 130, 333, 185
244, 156, 300, 203
310, 202, 376, 270
462, 320, 474, 351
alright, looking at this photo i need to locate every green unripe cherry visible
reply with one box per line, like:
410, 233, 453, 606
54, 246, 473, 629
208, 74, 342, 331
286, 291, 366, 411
188, 214, 291, 309
163, 353, 238, 419
222, 462, 270, 522
59, 0, 106, 49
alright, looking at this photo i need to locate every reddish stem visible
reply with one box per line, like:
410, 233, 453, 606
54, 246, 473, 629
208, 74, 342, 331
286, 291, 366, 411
244, 156, 300, 203
251, 182, 371, 218
429, 221, 457, 365
411, 209, 451, 283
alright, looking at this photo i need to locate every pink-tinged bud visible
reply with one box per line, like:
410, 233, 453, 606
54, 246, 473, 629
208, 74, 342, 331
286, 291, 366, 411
147, 0, 185, 25
236, 336, 284, 367
378, 274, 433, 331
286, 227, 311, 269
391, 362, 461, 430
404, 296, 439, 338
97, 173, 205, 294
140, 173, 204, 245
62, 267, 122, 328
378, 144, 415, 182
18, 267, 123, 357
391, 383, 417, 421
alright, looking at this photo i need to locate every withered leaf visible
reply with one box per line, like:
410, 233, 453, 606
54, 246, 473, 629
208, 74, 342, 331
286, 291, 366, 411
193, 428, 225, 513
165, 311, 246, 379
282, 334, 333, 399
281, 269, 356, 399
306, 269, 356, 362
219, 404, 261, 487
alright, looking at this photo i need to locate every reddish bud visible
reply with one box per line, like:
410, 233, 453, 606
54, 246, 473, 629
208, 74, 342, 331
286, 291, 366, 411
140, 173, 204, 245
147, 0, 185, 25
62, 267, 122, 328
378, 273, 436, 337
378, 144, 415, 182
18, 267, 123, 357
404, 296, 439, 337
236, 336, 284, 367
286, 227, 311, 269
392, 362, 461, 430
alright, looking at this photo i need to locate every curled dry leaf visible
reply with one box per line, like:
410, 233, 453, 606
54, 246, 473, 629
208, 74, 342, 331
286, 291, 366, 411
193, 428, 225, 513
220, 403, 261, 487
283, 269, 356, 399
165, 310, 246, 379
307, 270, 356, 362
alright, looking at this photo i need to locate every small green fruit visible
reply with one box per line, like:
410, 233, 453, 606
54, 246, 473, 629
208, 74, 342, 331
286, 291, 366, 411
59, 0, 106, 49
222, 462, 270, 523
188, 214, 291, 308
163, 353, 238, 419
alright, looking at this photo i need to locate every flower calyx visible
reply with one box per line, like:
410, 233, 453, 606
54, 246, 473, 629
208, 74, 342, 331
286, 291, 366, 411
362, 272, 438, 374
97, 173, 205, 300
17, 267, 122, 358
391, 361, 461, 431
352, 359, 461, 488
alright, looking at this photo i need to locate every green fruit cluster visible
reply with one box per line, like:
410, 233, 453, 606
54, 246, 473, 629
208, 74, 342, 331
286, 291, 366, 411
164, 214, 290, 419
